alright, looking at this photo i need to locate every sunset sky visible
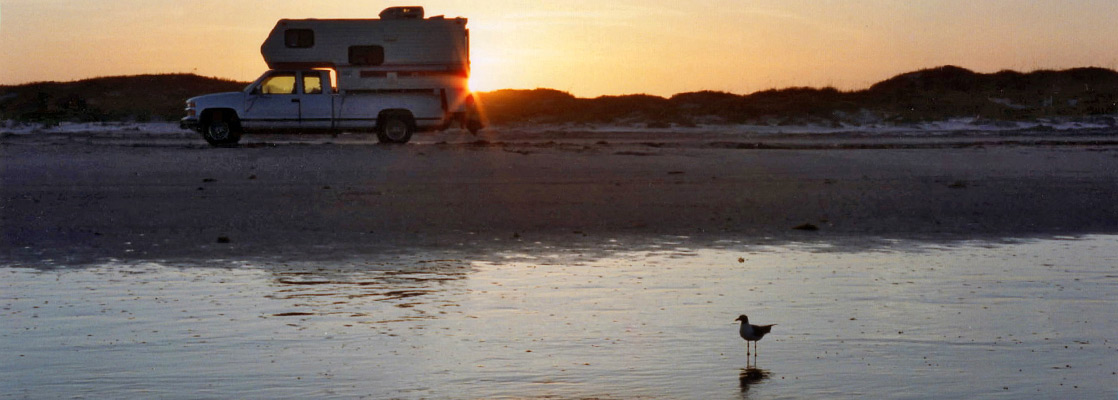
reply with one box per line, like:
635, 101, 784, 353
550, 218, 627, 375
3, 0, 1118, 97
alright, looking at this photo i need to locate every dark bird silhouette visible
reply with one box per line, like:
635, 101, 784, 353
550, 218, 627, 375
735, 314, 775, 357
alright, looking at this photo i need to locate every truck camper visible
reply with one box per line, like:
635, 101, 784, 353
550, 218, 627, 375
182, 6, 482, 146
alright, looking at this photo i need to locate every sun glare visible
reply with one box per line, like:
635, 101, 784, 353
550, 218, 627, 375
467, 66, 500, 93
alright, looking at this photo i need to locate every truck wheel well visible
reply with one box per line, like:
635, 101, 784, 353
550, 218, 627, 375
201, 109, 242, 130
376, 109, 416, 129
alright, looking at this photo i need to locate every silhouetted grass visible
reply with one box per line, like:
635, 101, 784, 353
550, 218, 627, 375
863, 66, 1118, 121
0, 74, 247, 123
477, 66, 1118, 127
4, 66, 1118, 127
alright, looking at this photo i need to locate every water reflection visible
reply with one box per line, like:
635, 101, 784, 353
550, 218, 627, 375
5, 236, 1117, 399
738, 367, 771, 397
263, 259, 472, 328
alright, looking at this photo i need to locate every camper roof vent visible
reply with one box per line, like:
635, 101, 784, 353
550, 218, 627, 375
380, 6, 424, 20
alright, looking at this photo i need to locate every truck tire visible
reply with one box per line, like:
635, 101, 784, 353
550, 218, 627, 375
202, 110, 242, 147
376, 113, 414, 144
465, 95, 484, 135
466, 118, 483, 135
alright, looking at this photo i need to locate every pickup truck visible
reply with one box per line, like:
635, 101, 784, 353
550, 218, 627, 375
181, 69, 481, 146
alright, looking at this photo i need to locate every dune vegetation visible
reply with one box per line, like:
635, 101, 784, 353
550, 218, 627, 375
3, 66, 1118, 127
476, 66, 1118, 127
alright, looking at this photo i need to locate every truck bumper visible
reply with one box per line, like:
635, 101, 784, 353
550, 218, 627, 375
180, 117, 200, 132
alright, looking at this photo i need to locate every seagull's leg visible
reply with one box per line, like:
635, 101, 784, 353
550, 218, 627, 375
746, 341, 751, 357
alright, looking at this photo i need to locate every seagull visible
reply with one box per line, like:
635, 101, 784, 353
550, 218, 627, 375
735, 314, 776, 357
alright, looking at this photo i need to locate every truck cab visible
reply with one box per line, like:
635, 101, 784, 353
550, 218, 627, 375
182, 70, 332, 145
243, 70, 336, 130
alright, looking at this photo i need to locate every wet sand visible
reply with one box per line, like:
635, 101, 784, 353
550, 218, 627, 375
3, 237, 1116, 398
3, 129, 1118, 265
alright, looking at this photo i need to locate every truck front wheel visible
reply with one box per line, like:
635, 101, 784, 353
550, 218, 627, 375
202, 110, 242, 147
376, 113, 414, 144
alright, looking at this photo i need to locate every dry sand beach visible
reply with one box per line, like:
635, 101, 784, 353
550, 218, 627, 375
3, 127, 1118, 264
2, 126, 1118, 398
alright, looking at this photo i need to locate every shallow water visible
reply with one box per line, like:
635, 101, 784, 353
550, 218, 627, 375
3, 236, 1116, 399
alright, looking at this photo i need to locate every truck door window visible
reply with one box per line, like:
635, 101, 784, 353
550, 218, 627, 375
260, 73, 296, 94
303, 74, 323, 94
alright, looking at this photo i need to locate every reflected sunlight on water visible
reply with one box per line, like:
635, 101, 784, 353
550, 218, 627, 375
3, 236, 1116, 399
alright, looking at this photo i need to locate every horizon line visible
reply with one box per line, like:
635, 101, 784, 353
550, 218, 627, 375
5, 64, 1118, 99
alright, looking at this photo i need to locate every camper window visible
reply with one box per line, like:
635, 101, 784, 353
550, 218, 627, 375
285, 29, 314, 48
348, 46, 385, 66
260, 73, 296, 94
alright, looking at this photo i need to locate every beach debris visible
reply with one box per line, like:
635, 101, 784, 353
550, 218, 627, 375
202, 178, 216, 183
216, 236, 231, 243
272, 312, 314, 317
948, 180, 968, 189
792, 223, 819, 231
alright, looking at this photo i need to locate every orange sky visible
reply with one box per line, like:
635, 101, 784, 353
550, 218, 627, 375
3, 0, 1118, 97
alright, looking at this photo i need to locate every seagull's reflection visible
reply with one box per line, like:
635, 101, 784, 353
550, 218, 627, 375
738, 367, 770, 397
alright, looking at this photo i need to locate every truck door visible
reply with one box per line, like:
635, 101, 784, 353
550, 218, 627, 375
296, 71, 334, 130
243, 71, 301, 130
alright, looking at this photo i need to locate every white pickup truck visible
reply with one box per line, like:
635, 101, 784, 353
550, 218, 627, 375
181, 6, 481, 146
181, 69, 480, 145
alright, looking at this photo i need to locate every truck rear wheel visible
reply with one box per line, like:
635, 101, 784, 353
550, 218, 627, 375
466, 118, 483, 135
202, 111, 242, 147
376, 113, 414, 144
465, 95, 484, 135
